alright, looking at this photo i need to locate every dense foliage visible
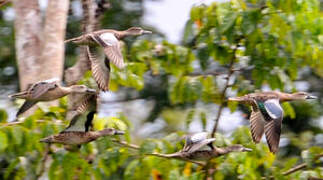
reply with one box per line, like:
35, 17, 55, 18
0, 0, 322, 179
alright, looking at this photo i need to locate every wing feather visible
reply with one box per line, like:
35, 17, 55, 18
86, 46, 110, 91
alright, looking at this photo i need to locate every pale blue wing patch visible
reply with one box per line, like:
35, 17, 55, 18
99, 33, 119, 46
264, 99, 283, 120
183, 132, 215, 153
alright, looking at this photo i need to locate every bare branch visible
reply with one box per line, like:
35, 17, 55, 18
211, 54, 236, 137
282, 153, 323, 176
0, 120, 64, 127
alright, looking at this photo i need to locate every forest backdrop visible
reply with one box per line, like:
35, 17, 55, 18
0, 0, 322, 179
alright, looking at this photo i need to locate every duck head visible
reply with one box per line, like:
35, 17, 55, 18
125, 27, 152, 36
290, 92, 317, 100
39, 136, 54, 143
226, 145, 252, 152
99, 128, 125, 136
70, 85, 97, 94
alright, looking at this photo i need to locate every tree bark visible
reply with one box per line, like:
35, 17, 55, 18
65, 0, 98, 112
40, 0, 69, 81
13, 0, 70, 116
13, 0, 42, 90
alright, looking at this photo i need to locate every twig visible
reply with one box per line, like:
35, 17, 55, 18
100, 96, 149, 104
211, 53, 236, 137
0, 120, 63, 127
112, 140, 140, 149
282, 153, 323, 176
261, 153, 323, 179
36, 144, 51, 179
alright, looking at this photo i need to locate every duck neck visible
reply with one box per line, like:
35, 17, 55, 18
213, 147, 230, 156
277, 92, 293, 102
60, 86, 73, 95
97, 129, 113, 136
114, 31, 126, 39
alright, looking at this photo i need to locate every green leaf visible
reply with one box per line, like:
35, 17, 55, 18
0, 131, 8, 151
0, 109, 8, 123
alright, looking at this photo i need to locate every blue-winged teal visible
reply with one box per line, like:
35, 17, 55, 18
161, 132, 251, 160
228, 91, 317, 153
9, 78, 97, 117
65, 27, 152, 69
40, 103, 124, 146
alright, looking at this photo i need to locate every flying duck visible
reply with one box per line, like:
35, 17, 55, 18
151, 132, 251, 160
39, 106, 124, 146
9, 78, 97, 117
228, 91, 317, 153
65, 27, 152, 69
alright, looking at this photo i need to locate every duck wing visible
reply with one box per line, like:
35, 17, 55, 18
29, 79, 59, 99
16, 101, 37, 117
62, 111, 95, 133
249, 100, 265, 143
90, 33, 125, 69
262, 99, 283, 153
183, 132, 215, 153
86, 46, 110, 91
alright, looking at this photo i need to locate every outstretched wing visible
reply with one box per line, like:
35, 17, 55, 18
183, 132, 215, 153
90, 33, 125, 69
86, 46, 110, 91
263, 99, 283, 153
16, 101, 37, 117
62, 111, 95, 133
29, 79, 59, 99
249, 100, 265, 143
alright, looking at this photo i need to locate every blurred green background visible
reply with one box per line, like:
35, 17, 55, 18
0, 0, 322, 179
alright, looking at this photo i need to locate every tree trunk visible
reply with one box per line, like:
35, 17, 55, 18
13, 0, 69, 116
13, 0, 42, 90
40, 0, 69, 81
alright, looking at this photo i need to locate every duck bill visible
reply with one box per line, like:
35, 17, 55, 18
86, 88, 97, 94
39, 137, 51, 143
142, 30, 152, 34
306, 95, 317, 99
114, 130, 125, 135
243, 147, 252, 152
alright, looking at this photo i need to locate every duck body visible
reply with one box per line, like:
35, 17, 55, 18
40, 129, 124, 145
163, 132, 251, 160
9, 78, 97, 117
229, 91, 316, 153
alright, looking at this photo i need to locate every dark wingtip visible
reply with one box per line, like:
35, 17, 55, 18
114, 130, 125, 135
306, 95, 317, 99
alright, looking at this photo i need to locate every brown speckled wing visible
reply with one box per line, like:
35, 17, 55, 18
249, 109, 265, 143
29, 81, 58, 99
86, 46, 110, 91
90, 33, 125, 69
264, 119, 281, 153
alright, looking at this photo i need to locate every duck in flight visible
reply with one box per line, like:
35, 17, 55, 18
150, 132, 251, 161
39, 95, 124, 147
9, 78, 97, 117
228, 91, 317, 153
65, 27, 152, 69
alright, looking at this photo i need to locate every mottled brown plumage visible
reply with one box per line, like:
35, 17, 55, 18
65, 27, 152, 69
9, 78, 97, 117
153, 132, 251, 161
228, 91, 316, 153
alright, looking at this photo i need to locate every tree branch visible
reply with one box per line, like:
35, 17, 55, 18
211, 53, 236, 137
282, 153, 323, 176
0, 120, 63, 127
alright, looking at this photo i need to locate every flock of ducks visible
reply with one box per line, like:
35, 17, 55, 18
8, 26, 317, 161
